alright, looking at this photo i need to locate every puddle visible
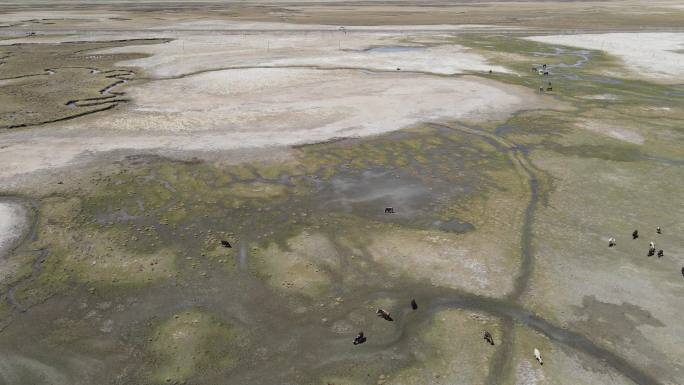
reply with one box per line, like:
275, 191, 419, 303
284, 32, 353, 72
494, 123, 520, 136
318, 166, 476, 233
532, 47, 591, 68
237, 242, 249, 271
95, 207, 141, 224
432, 218, 475, 233
664, 86, 684, 97
561, 73, 622, 84
325, 169, 430, 219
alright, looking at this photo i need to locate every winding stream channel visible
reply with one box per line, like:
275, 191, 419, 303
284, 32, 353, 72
427, 122, 661, 385
0, 66, 135, 129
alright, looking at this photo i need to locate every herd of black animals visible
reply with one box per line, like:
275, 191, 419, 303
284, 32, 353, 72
531, 63, 552, 93
613, 227, 676, 271
354, 297, 497, 348
216, 209, 683, 363
529, 65, 679, 278
352, 207, 501, 347
628, 228, 666, 257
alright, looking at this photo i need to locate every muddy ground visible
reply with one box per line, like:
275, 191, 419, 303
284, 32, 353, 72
1, 2, 683, 385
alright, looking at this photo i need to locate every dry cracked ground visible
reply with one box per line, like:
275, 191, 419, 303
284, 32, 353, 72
0, 1, 683, 385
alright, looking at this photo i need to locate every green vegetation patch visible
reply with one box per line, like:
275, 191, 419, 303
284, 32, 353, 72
15, 196, 178, 305
147, 309, 243, 384
0, 39, 168, 129
251, 231, 340, 298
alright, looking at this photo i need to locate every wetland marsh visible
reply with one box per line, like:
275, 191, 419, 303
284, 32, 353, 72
0, 2, 683, 385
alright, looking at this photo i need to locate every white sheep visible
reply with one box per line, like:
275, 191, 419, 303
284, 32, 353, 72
534, 348, 543, 365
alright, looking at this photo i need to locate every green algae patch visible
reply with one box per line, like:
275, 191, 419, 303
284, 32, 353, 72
295, 126, 456, 175
16, 194, 178, 307
0, 252, 35, 292
0, 300, 13, 330
364, 222, 519, 297
251, 231, 340, 298
253, 160, 303, 180
147, 309, 241, 384
226, 182, 287, 199
229, 164, 257, 180
388, 309, 500, 385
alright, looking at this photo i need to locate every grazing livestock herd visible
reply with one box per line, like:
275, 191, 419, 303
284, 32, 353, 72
349, 206, 560, 366
366, 207, 682, 368
612, 227, 672, 262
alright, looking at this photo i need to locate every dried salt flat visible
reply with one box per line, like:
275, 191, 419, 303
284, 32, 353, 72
0, 68, 556, 183
99, 29, 511, 77
0, 201, 28, 258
